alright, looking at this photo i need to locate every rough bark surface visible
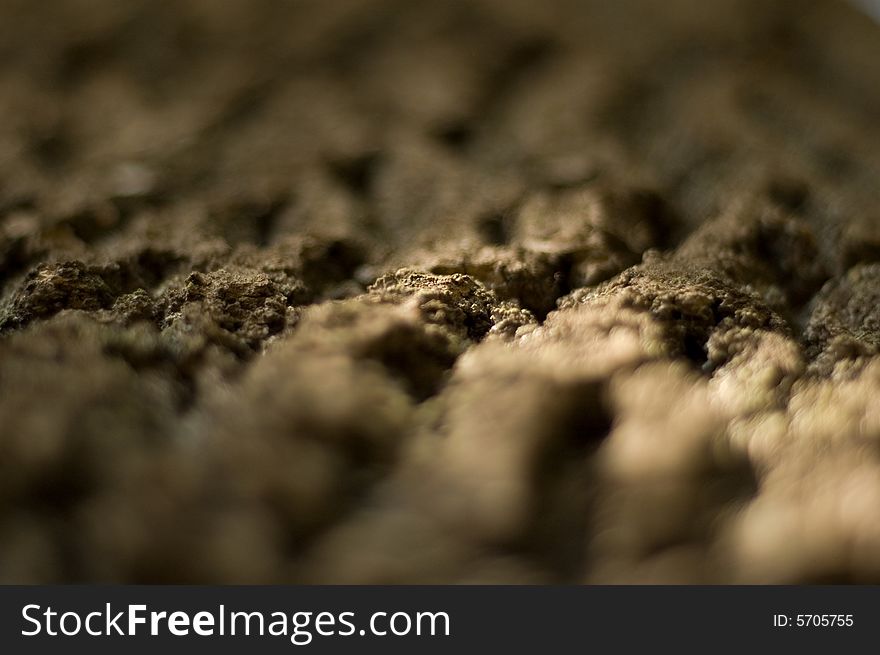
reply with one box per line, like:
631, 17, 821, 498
1, 0, 880, 583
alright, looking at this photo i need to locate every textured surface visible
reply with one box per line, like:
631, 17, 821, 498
1, 0, 880, 583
